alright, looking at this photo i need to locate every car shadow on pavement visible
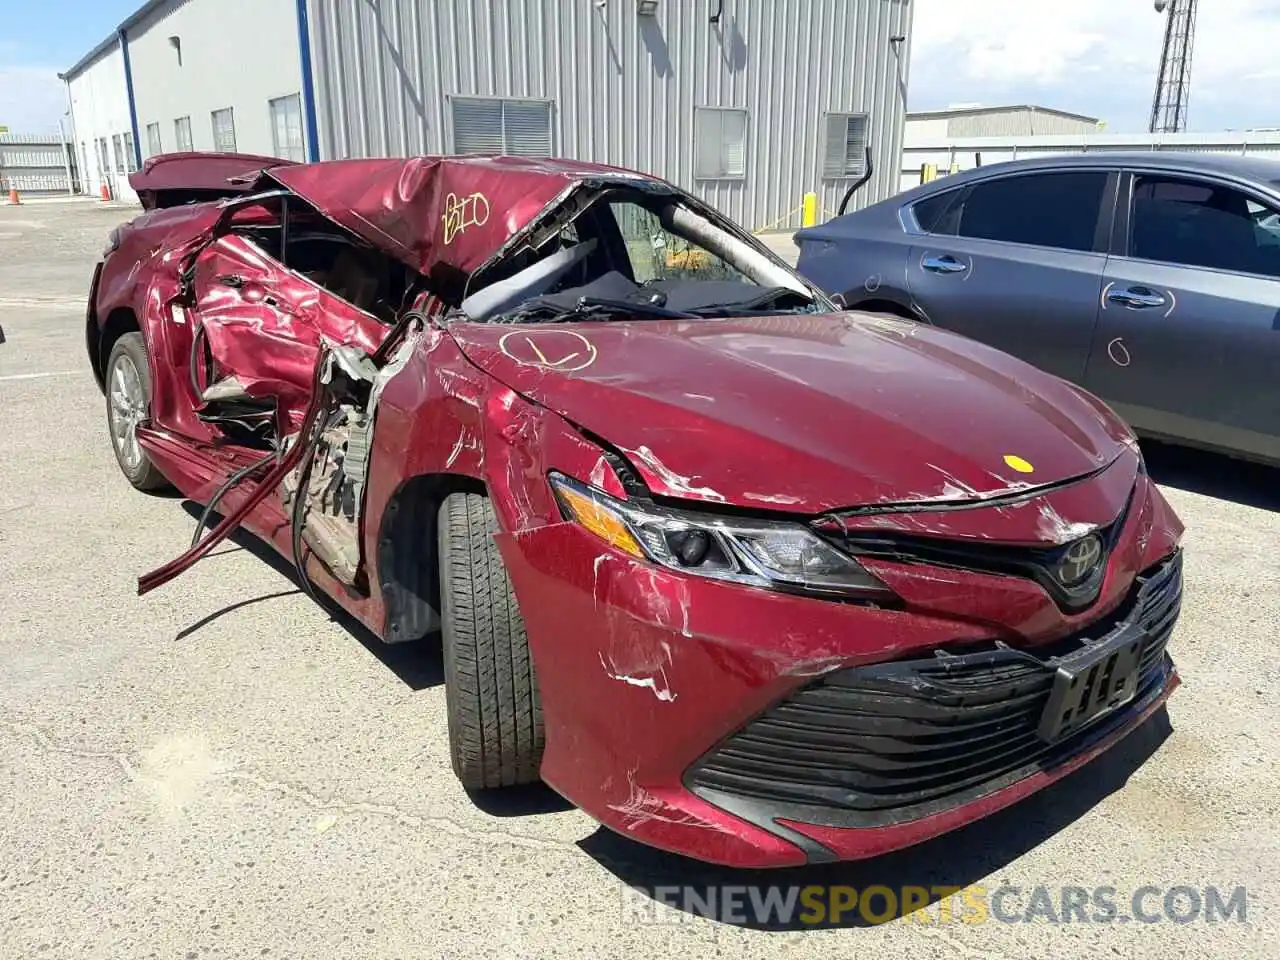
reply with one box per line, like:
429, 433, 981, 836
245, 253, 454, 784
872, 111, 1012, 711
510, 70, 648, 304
578, 707, 1174, 931
469, 784, 575, 817
175, 501, 445, 691
1141, 439, 1280, 512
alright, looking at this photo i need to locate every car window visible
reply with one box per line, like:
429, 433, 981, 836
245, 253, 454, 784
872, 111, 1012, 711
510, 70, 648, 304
1249, 201, 1280, 246
1128, 175, 1280, 279
608, 202, 746, 283
910, 189, 962, 235
954, 171, 1108, 252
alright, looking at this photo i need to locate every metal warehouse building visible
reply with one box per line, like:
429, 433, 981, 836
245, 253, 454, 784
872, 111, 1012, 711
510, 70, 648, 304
62, 0, 913, 230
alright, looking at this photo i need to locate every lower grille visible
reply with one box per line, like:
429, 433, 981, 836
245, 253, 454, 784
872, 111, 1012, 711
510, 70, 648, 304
688, 552, 1181, 829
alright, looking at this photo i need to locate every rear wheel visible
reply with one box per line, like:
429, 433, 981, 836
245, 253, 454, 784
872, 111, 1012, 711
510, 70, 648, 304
438, 492, 544, 789
105, 332, 169, 491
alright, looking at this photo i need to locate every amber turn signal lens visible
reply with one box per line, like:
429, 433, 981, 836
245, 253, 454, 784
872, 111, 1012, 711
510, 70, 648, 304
554, 482, 646, 559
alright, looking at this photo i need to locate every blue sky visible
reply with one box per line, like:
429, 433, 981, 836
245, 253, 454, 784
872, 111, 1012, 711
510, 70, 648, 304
0, 0, 136, 131
2, 0, 1276, 136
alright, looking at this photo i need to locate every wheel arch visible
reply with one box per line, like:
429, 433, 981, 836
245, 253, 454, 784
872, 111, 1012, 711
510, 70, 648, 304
375, 471, 488, 644
844, 297, 919, 321
94, 307, 143, 391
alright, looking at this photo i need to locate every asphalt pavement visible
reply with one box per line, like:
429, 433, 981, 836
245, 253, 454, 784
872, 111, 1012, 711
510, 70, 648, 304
1, 200, 1277, 959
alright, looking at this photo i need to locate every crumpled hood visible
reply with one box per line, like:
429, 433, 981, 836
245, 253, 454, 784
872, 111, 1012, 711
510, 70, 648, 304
449, 312, 1131, 513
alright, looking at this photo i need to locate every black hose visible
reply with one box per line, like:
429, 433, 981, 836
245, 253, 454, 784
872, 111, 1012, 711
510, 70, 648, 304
371, 309, 429, 366
836, 146, 876, 218
190, 449, 278, 549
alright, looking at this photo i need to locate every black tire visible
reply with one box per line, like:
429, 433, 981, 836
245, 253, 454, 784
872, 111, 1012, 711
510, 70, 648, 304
104, 332, 169, 492
438, 492, 544, 789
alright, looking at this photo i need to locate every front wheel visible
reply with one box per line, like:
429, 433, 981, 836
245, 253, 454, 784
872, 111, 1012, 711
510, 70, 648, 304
438, 492, 544, 789
104, 332, 169, 491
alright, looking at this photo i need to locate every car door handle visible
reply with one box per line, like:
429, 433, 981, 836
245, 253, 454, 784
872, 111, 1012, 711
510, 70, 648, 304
921, 255, 968, 275
1107, 286, 1166, 309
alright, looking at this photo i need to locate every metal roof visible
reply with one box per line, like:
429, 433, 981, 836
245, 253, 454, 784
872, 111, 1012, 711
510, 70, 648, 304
907, 105, 1102, 125
58, 0, 173, 80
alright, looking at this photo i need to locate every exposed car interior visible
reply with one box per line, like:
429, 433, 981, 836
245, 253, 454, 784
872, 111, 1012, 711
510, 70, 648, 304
230, 201, 416, 322
460, 188, 821, 323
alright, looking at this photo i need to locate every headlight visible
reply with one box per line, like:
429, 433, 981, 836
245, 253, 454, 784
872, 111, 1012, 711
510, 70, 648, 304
549, 473, 891, 601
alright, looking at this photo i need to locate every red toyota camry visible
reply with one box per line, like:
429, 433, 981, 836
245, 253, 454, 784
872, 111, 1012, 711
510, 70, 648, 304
86, 152, 1183, 868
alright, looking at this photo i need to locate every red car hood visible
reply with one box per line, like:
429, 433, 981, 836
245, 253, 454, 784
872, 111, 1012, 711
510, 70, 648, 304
449, 312, 1129, 513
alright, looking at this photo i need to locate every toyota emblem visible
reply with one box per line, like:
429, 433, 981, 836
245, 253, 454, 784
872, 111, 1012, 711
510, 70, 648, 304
1056, 535, 1104, 587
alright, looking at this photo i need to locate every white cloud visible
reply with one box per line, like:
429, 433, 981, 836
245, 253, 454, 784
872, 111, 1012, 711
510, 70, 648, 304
0, 66, 66, 135
909, 0, 1279, 131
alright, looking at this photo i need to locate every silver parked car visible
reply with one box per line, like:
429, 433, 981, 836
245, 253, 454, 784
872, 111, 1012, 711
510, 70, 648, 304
796, 153, 1280, 466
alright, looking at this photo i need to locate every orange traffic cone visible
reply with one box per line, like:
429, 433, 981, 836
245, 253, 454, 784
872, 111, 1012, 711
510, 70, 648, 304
99, 183, 111, 201
6, 188, 18, 205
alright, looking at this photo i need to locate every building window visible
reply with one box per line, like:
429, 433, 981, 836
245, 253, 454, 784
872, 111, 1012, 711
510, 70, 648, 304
146, 122, 162, 157
211, 107, 236, 152
693, 107, 747, 180
123, 133, 137, 172
96, 138, 109, 174
822, 112, 871, 179
450, 97, 553, 157
269, 94, 306, 162
112, 134, 125, 174
174, 116, 193, 152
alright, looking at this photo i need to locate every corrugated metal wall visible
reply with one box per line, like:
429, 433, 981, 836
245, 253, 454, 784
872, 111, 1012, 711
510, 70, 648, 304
306, 0, 912, 231
0, 135, 76, 195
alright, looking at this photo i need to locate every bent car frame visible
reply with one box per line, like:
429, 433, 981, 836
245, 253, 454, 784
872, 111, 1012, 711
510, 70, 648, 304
86, 151, 1184, 868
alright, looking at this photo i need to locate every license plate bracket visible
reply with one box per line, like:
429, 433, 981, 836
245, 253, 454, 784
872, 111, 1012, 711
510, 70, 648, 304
1037, 622, 1145, 744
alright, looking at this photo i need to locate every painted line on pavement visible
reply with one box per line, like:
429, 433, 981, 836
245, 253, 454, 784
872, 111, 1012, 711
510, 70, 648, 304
0, 370, 82, 383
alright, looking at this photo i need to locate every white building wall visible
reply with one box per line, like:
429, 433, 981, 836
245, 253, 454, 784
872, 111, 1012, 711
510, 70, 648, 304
66, 46, 138, 204
900, 132, 1280, 192
904, 117, 950, 140
127, 0, 303, 160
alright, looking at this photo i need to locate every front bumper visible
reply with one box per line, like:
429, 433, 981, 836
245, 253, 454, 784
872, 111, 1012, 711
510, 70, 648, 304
495, 472, 1184, 868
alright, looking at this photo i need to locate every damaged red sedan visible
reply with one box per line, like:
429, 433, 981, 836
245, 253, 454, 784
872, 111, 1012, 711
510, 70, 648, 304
86, 152, 1183, 868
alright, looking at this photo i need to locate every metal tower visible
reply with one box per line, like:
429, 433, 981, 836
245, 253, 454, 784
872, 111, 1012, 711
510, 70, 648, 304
1148, 0, 1199, 134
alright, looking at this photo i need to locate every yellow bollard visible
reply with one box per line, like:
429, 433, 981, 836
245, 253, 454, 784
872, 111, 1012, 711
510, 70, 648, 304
920, 163, 938, 184
801, 192, 818, 228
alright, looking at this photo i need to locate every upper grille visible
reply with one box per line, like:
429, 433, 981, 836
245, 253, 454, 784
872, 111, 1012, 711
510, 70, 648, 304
829, 504, 1132, 612
688, 552, 1181, 829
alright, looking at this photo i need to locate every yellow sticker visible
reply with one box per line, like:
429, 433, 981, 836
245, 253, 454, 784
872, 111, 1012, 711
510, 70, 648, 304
1003, 454, 1035, 474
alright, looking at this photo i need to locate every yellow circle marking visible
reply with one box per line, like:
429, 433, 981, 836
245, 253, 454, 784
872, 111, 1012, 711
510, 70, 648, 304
497, 329, 598, 373
1003, 454, 1035, 474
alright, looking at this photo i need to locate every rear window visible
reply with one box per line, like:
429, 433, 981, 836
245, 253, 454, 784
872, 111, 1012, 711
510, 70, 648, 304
955, 171, 1108, 252
910, 189, 962, 234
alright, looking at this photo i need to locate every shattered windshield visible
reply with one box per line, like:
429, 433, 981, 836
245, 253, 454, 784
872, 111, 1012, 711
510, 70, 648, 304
459, 188, 821, 324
